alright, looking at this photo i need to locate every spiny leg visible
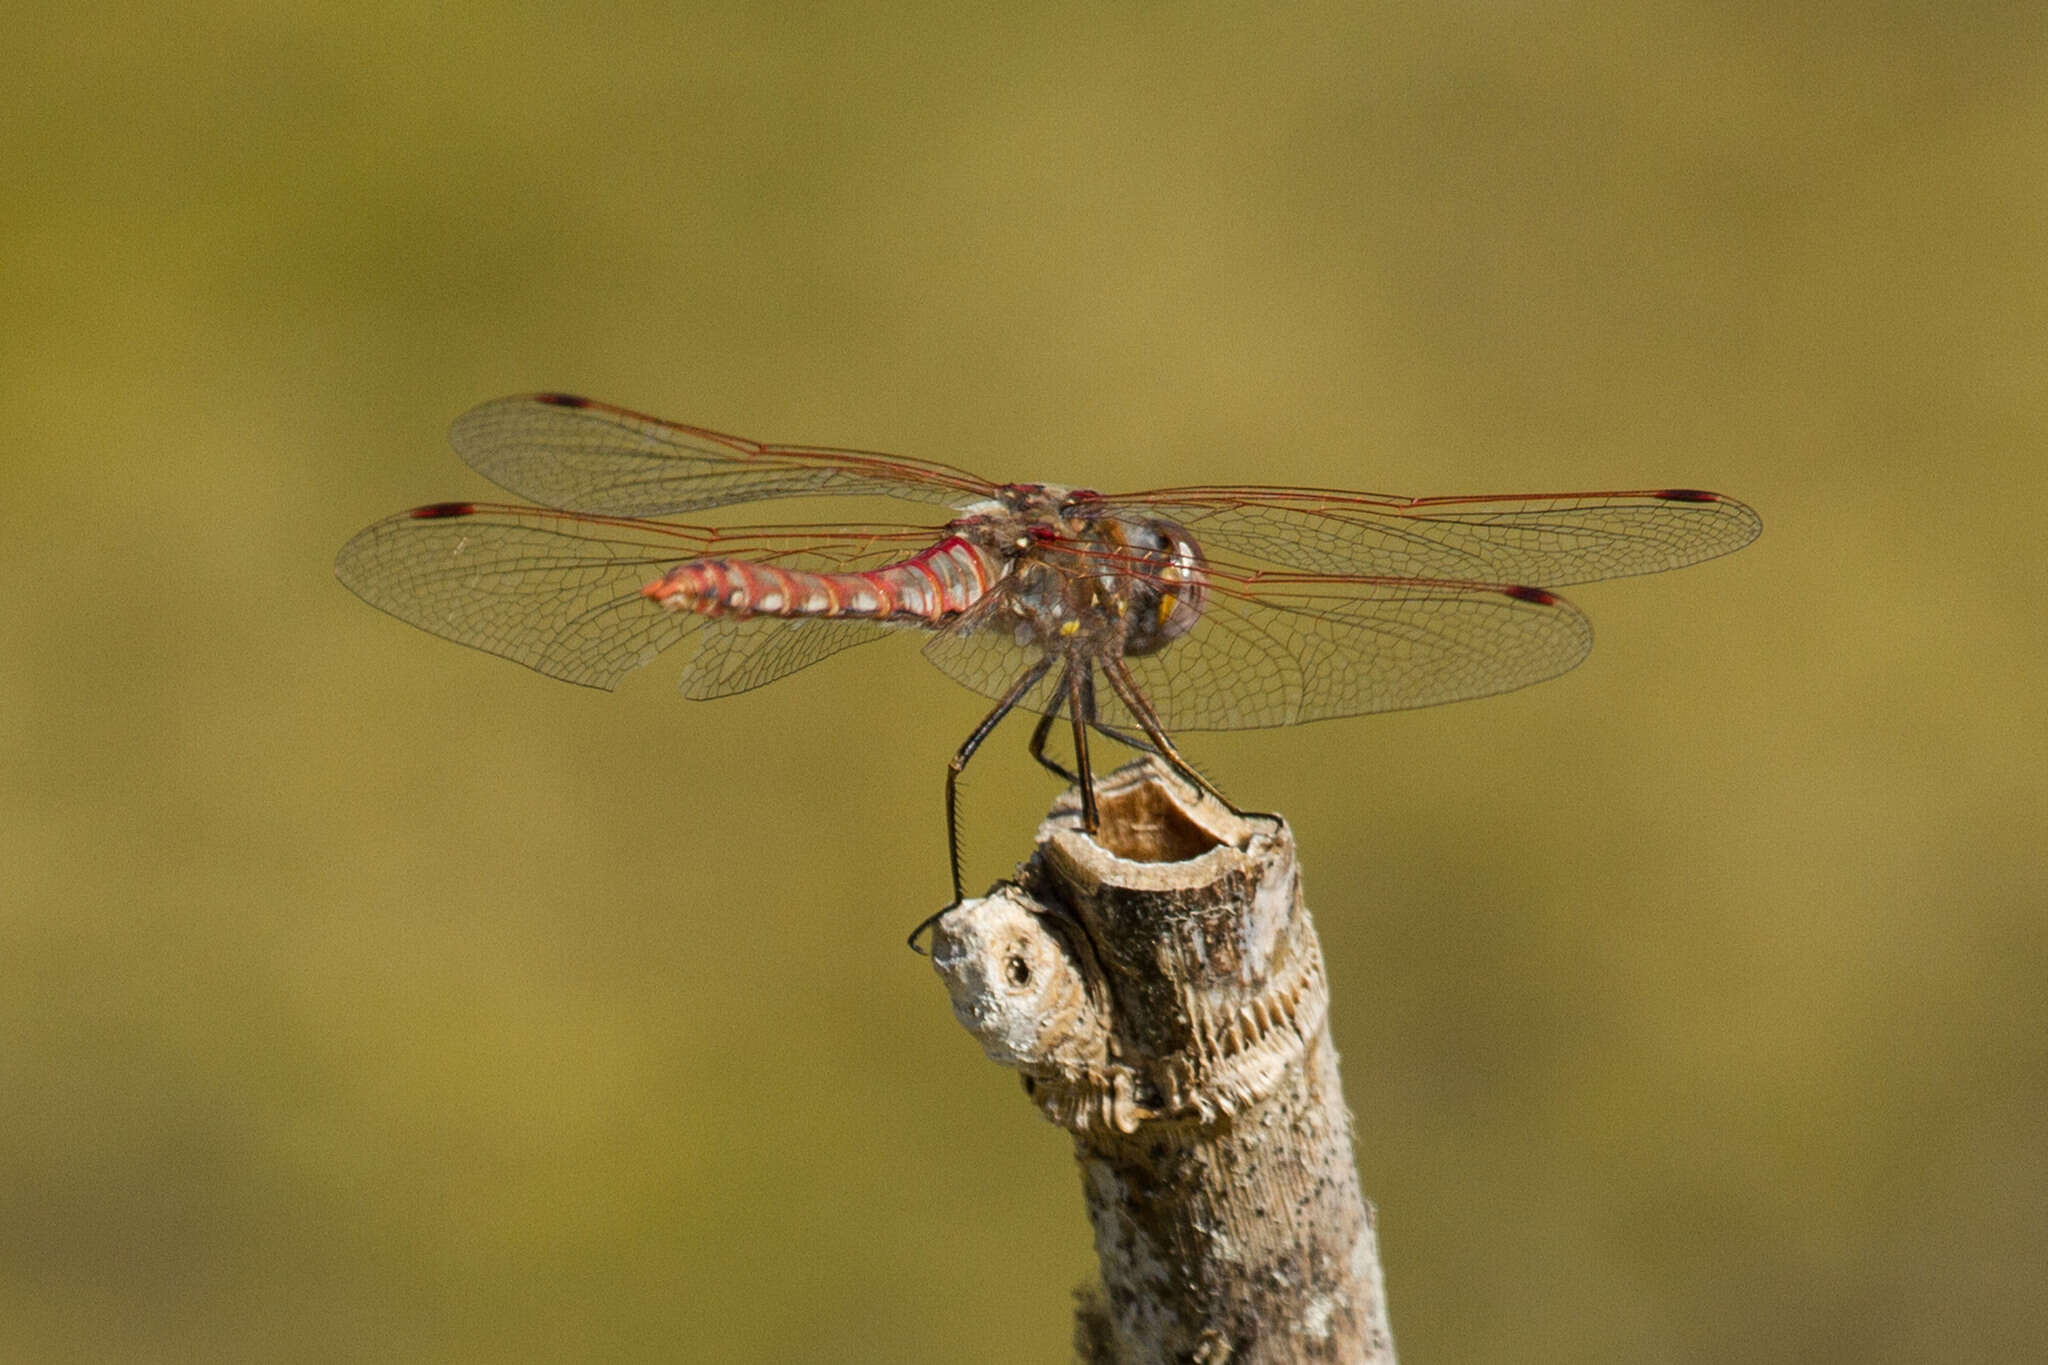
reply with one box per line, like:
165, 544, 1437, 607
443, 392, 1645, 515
944, 655, 1054, 902
909, 655, 1054, 954
1058, 668, 1141, 766
1030, 668, 1116, 825
1066, 671, 1164, 764
1090, 719, 1157, 758
1046, 670, 1178, 814
1028, 665, 1077, 783
1067, 663, 1100, 834
1098, 657, 1256, 819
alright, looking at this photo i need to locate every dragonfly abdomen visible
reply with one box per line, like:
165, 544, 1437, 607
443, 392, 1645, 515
643, 534, 1003, 624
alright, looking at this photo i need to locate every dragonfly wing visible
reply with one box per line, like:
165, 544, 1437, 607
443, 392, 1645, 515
335, 504, 924, 692
673, 616, 891, 700
919, 606, 1068, 720
917, 576, 1590, 735
1112, 577, 1593, 732
335, 506, 697, 689
1098, 489, 1760, 586
450, 394, 1000, 516
921, 577, 1589, 736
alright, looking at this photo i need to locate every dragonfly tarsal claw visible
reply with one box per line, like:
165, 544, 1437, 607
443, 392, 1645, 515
904, 902, 962, 956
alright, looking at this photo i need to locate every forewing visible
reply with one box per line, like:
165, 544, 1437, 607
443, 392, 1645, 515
334, 503, 931, 692
450, 394, 1000, 516
1096, 487, 1760, 586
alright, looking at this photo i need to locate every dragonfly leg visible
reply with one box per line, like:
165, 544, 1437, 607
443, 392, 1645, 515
1091, 720, 1156, 757
910, 655, 1055, 954
1098, 658, 1264, 825
1067, 664, 1100, 834
1028, 665, 1078, 783
1064, 676, 1205, 803
1068, 678, 1165, 761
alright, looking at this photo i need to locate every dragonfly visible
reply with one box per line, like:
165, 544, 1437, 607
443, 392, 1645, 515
336, 393, 1760, 911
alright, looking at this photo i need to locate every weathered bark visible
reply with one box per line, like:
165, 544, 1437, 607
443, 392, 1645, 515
929, 758, 1396, 1364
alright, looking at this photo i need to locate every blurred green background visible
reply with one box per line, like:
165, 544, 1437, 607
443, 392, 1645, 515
6, 3, 2044, 1361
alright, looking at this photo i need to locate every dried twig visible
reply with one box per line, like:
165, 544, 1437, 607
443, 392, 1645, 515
930, 758, 1396, 1364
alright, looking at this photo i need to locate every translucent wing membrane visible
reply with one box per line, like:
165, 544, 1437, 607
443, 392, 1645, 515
675, 616, 898, 700
922, 569, 1593, 734
332, 380, 1784, 931
347, 397, 1758, 748
1130, 578, 1591, 730
333, 503, 939, 694
343, 395, 1765, 907
450, 394, 1000, 516
1096, 487, 1761, 586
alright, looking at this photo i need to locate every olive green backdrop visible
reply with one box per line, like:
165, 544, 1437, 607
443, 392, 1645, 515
6, 4, 2043, 1361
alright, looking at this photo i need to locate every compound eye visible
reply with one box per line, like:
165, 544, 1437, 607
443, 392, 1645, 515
1154, 527, 1208, 640
1122, 522, 1170, 554
1118, 520, 1208, 656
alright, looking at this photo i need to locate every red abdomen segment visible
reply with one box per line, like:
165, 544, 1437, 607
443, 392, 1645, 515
643, 535, 1002, 623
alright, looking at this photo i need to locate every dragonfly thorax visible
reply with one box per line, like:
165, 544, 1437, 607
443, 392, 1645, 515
976, 499, 1210, 663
